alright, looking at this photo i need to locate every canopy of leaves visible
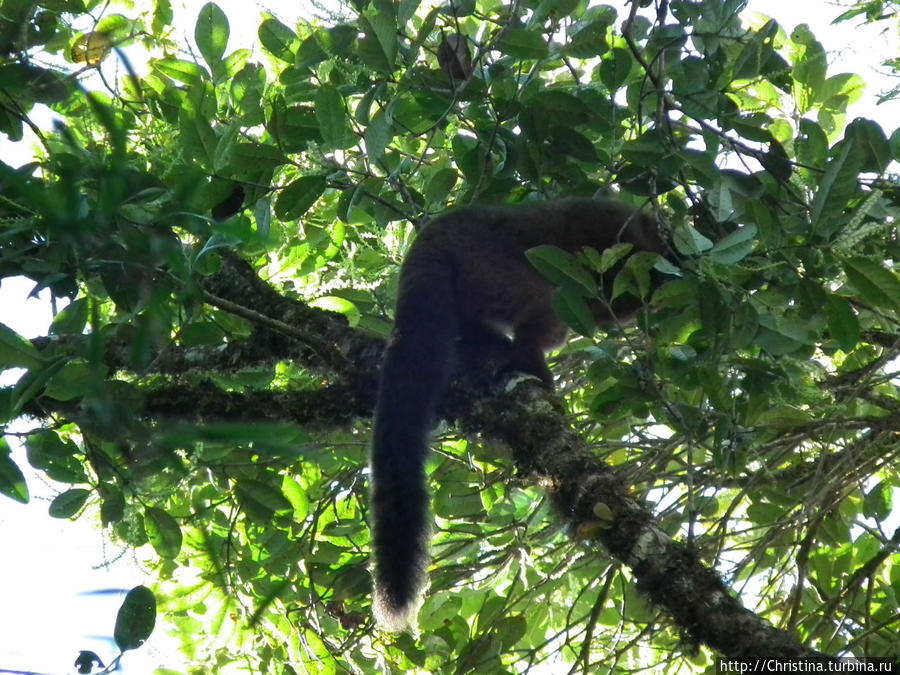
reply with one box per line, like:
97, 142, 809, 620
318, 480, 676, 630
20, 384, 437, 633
0, 0, 898, 672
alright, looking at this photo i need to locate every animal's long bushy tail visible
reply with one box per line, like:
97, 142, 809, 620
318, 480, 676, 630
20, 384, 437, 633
370, 254, 459, 630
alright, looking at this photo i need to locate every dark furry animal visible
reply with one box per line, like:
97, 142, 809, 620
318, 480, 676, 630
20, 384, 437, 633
370, 198, 664, 630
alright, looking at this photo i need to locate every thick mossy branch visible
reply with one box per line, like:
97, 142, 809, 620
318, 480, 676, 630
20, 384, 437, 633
447, 377, 824, 658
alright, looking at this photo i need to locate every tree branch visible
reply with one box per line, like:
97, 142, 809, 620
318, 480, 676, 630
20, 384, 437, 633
445, 376, 825, 657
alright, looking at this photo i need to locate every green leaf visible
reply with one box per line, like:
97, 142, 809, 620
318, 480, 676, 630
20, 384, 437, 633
48, 488, 90, 518
847, 118, 890, 174
315, 85, 349, 151
862, 482, 891, 520
270, 104, 322, 150
790, 25, 826, 93
179, 321, 226, 347
811, 140, 861, 232
212, 120, 239, 172
281, 475, 309, 522
525, 245, 596, 296
842, 258, 900, 313
296, 32, 327, 69
756, 314, 817, 355
424, 168, 458, 205
553, 287, 596, 337
49, 298, 88, 335
620, 130, 668, 165
100, 486, 126, 526
232, 141, 286, 170
364, 107, 392, 161
236, 478, 293, 522
733, 19, 777, 80
496, 28, 548, 59
0, 443, 28, 504
796, 118, 828, 170
729, 301, 759, 350
195, 3, 229, 72
180, 108, 217, 167
672, 224, 713, 255
531, 91, 591, 123
362, 0, 397, 66
274, 175, 326, 221
563, 18, 610, 58
258, 17, 296, 62
144, 507, 183, 558
254, 197, 272, 238
549, 126, 597, 162
152, 0, 173, 35
11, 356, 69, 416
612, 251, 659, 300
824, 295, 859, 351
589, 243, 633, 273
308, 296, 361, 327
597, 47, 632, 90
114, 586, 156, 652
709, 224, 757, 265
0, 321, 43, 369
154, 57, 207, 85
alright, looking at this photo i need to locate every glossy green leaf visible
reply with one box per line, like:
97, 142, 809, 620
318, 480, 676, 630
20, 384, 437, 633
612, 251, 659, 300
152, 0, 173, 34
709, 224, 757, 265
424, 168, 458, 205
810, 141, 861, 232
364, 107, 392, 161
563, 18, 610, 58
0, 445, 28, 504
824, 295, 859, 351
49, 488, 90, 518
862, 482, 892, 520
672, 224, 713, 255
0, 321, 43, 369
274, 175, 326, 221
195, 3, 228, 71
258, 17, 296, 62
236, 478, 293, 522
281, 475, 309, 522
842, 257, 900, 312
790, 25, 826, 93
315, 85, 349, 150
847, 118, 890, 173
362, 0, 397, 66
733, 19, 777, 80
496, 28, 548, 59
553, 287, 596, 337
154, 57, 207, 85
144, 507, 183, 558
114, 586, 156, 652
550, 126, 597, 162
49, 298, 88, 335
796, 118, 828, 170
11, 356, 69, 416
100, 486, 126, 526
597, 47, 632, 90
525, 245, 596, 296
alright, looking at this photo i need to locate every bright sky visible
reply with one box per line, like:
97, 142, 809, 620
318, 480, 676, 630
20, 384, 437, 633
0, 2, 898, 673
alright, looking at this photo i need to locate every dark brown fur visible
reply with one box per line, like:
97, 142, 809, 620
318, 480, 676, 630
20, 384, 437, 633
370, 198, 664, 630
